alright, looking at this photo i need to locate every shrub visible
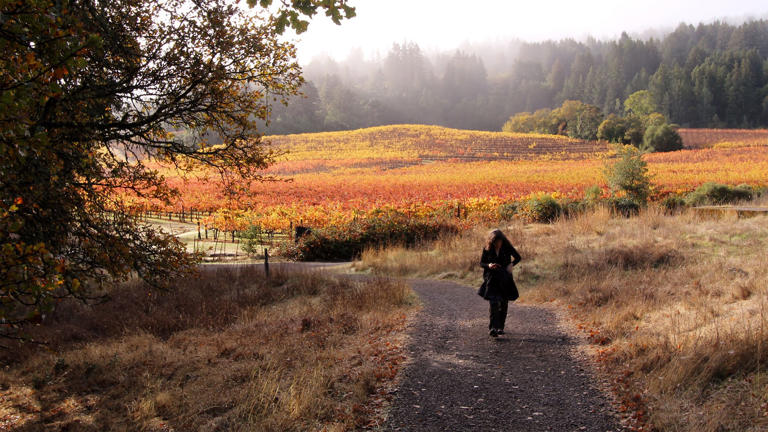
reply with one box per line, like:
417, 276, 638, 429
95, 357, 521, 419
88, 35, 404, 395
584, 185, 604, 206
502, 100, 603, 139
622, 116, 645, 145
520, 194, 562, 223
597, 114, 627, 143
685, 183, 754, 206
281, 216, 460, 261
644, 112, 667, 128
643, 123, 683, 152
497, 202, 520, 220
608, 197, 641, 217
502, 109, 560, 135
604, 145, 652, 204
240, 225, 264, 257
558, 100, 603, 140
502, 112, 536, 133
561, 200, 586, 219
661, 195, 687, 214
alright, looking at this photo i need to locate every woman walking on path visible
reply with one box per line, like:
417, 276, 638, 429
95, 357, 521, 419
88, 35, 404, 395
478, 229, 521, 337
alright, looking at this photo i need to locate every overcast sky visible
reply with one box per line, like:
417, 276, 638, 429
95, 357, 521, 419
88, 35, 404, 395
290, 0, 768, 63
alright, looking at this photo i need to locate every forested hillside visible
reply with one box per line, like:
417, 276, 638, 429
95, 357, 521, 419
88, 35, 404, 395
264, 19, 768, 134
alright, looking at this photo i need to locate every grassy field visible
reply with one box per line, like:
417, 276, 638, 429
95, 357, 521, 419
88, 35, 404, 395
356, 207, 768, 431
0, 267, 415, 431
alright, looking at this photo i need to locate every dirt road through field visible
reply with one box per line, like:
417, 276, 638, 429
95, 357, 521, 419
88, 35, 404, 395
383, 278, 623, 432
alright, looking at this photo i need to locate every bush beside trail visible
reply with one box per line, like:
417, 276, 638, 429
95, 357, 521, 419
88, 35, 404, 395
281, 216, 460, 261
281, 181, 766, 262
519, 194, 563, 223
685, 182, 755, 206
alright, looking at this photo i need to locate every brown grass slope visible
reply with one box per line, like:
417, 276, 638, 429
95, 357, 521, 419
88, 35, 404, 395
358, 208, 768, 431
0, 267, 415, 432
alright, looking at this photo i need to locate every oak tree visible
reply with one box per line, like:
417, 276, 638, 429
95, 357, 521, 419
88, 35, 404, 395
0, 0, 353, 333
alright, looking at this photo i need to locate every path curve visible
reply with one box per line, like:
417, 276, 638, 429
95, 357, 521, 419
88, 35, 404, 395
383, 278, 624, 432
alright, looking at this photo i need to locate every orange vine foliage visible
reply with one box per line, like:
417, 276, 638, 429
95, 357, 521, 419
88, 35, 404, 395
677, 128, 768, 149
120, 126, 768, 232
268, 124, 608, 161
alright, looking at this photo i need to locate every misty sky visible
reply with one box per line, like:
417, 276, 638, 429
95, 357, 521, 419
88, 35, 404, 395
291, 0, 768, 63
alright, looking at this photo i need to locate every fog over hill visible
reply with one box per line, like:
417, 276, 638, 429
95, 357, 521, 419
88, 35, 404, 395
262, 18, 768, 135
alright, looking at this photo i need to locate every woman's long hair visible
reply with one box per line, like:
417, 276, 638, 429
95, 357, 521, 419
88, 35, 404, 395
484, 229, 513, 251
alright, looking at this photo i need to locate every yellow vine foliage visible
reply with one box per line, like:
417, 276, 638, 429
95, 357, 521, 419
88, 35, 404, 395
121, 126, 768, 232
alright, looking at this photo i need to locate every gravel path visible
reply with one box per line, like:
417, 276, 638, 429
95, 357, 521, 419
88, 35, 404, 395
383, 278, 623, 432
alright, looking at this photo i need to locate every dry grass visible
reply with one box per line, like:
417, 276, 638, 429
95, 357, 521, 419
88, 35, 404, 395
0, 266, 415, 431
355, 224, 530, 283
358, 207, 768, 431
753, 194, 768, 206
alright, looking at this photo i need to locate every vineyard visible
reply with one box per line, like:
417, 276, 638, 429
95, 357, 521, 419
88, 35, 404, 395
677, 128, 768, 149
267, 124, 608, 162
122, 125, 768, 256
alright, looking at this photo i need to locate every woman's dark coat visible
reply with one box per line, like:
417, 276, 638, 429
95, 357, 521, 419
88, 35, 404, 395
478, 245, 521, 301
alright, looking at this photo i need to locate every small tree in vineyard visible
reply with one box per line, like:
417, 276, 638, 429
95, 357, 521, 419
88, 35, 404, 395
604, 145, 652, 204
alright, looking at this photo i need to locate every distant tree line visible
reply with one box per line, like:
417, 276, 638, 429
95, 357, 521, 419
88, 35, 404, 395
263, 19, 768, 135
503, 92, 683, 152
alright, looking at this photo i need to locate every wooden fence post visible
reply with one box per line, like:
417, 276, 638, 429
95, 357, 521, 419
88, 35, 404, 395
264, 248, 270, 278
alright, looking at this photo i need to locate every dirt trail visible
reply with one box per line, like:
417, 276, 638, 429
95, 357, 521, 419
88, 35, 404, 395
383, 278, 623, 432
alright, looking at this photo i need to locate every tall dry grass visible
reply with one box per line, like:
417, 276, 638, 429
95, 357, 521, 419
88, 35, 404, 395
753, 193, 768, 206
355, 224, 530, 283
359, 207, 768, 431
0, 266, 414, 432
